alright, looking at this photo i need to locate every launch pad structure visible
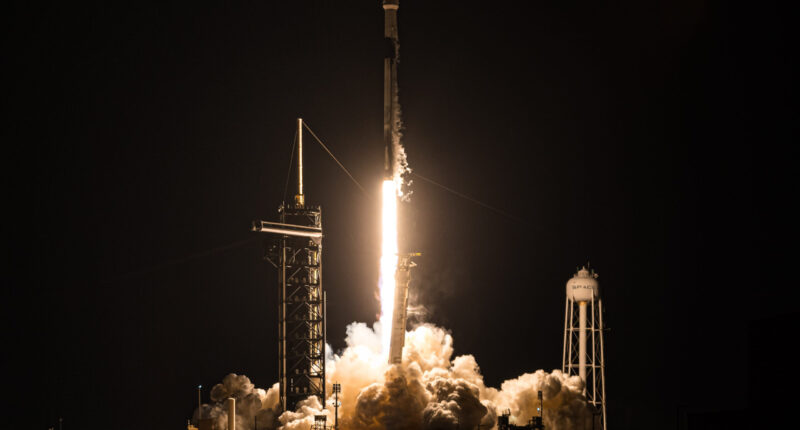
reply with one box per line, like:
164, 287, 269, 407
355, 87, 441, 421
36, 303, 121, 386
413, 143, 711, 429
250, 0, 412, 411
253, 118, 326, 413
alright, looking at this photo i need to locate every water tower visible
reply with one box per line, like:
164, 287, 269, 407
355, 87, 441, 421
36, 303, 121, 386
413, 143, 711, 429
562, 266, 607, 430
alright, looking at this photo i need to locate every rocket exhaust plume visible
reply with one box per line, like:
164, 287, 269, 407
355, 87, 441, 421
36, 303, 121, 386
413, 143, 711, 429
194, 325, 594, 429
379, 179, 399, 357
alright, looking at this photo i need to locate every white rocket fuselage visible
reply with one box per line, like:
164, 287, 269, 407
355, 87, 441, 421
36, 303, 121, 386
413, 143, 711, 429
383, 0, 399, 178
383, 0, 407, 365
389, 262, 410, 364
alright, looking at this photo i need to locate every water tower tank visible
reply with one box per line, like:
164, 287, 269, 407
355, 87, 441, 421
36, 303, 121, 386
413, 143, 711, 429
562, 264, 607, 430
566, 267, 599, 302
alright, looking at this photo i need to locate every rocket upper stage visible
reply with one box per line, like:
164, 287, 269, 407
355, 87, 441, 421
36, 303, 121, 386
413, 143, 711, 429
383, 0, 399, 178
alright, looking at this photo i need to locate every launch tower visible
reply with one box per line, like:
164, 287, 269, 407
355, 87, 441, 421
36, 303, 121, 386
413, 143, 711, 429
562, 266, 607, 430
253, 118, 326, 412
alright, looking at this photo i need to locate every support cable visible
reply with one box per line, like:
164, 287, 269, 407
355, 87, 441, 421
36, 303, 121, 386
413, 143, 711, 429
302, 122, 369, 197
410, 172, 522, 222
101, 236, 260, 283
283, 129, 297, 203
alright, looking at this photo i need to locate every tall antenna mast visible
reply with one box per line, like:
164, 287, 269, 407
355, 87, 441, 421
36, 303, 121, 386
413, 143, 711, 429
296, 117, 304, 207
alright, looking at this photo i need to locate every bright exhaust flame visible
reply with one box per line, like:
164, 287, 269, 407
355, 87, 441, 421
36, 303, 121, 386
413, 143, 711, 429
379, 179, 398, 355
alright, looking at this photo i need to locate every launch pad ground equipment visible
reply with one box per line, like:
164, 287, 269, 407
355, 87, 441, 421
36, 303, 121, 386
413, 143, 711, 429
333, 382, 341, 429
497, 391, 544, 429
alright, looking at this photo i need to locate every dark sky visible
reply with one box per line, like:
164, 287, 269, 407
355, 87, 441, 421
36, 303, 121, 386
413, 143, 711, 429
5, 1, 797, 429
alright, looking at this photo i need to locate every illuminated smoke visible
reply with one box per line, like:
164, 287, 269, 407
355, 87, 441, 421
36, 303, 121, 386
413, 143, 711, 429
389, 41, 411, 199
276, 397, 330, 430
192, 374, 279, 430
194, 324, 591, 429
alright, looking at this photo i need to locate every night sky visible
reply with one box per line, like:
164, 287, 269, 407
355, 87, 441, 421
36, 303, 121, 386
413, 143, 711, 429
5, 1, 797, 429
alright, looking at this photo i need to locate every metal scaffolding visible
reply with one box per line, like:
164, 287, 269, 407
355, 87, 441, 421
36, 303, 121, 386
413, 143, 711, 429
254, 118, 326, 413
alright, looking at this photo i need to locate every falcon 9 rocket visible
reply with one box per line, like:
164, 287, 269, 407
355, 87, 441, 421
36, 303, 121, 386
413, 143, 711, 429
380, 0, 410, 365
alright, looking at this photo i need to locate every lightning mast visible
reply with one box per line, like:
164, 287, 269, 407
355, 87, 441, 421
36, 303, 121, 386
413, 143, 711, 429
253, 118, 326, 412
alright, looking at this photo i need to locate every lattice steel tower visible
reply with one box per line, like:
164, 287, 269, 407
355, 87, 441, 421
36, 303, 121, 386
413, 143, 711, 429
562, 266, 607, 430
253, 118, 326, 412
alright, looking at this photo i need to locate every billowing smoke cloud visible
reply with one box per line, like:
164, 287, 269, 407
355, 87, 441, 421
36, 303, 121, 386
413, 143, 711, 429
389, 41, 411, 200
192, 373, 280, 430
277, 396, 330, 430
194, 324, 591, 429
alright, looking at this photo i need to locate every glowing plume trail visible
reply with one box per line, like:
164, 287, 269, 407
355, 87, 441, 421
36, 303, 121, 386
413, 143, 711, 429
379, 179, 399, 355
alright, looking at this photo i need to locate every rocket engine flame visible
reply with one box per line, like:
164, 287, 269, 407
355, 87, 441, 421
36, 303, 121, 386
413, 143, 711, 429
379, 179, 399, 355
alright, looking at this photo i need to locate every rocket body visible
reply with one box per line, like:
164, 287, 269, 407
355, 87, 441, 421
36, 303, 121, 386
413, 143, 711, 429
382, 0, 408, 365
383, 0, 399, 178
389, 257, 410, 364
